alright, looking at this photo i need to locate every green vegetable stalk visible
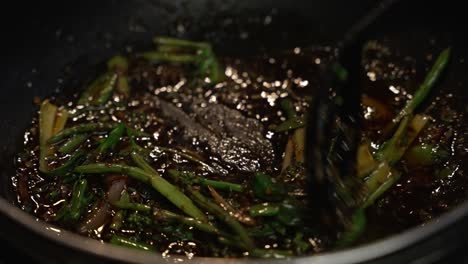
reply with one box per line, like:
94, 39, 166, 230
39, 100, 58, 172
138, 52, 198, 63
130, 151, 158, 175
110, 211, 124, 230
404, 144, 449, 166
48, 123, 115, 144
168, 170, 242, 192
55, 179, 91, 222
153, 37, 208, 49
78, 73, 118, 106
392, 48, 451, 124
343, 48, 450, 248
112, 200, 152, 212
249, 203, 279, 217
335, 209, 366, 248
275, 98, 305, 132
188, 189, 255, 250
154, 209, 225, 236
45, 150, 86, 177
376, 114, 429, 164
200, 178, 243, 192
116, 76, 130, 97
142, 36, 225, 83
252, 172, 286, 202
356, 143, 377, 178
75, 163, 207, 222
107, 55, 128, 73
39, 101, 70, 172
360, 115, 426, 208
361, 164, 401, 209
110, 235, 153, 251
52, 108, 69, 135
107, 55, 130, 97
98, 123, 126, 154
168, 170, 254, 250
275, 117, 305, 133
280, 98, 297, 119
58, 134, 89, 154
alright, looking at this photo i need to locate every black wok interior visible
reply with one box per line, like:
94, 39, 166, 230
0, 0, 467, 262
0, 0, 380, 207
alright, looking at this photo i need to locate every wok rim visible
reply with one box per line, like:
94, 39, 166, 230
1, 195, 467, 263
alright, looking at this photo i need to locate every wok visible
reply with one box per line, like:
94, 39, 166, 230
0, 0, 467, 263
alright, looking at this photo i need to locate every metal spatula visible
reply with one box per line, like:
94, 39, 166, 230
305, 0, 399, 229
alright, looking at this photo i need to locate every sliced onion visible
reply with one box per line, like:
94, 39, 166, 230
104, 174, 128, 186
78, 201, 111, 234
78, 178, 127, 234
17, 175, 30, 204
107, 179, 126, 203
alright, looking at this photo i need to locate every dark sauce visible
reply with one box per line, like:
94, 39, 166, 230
12, 39, 467, 257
